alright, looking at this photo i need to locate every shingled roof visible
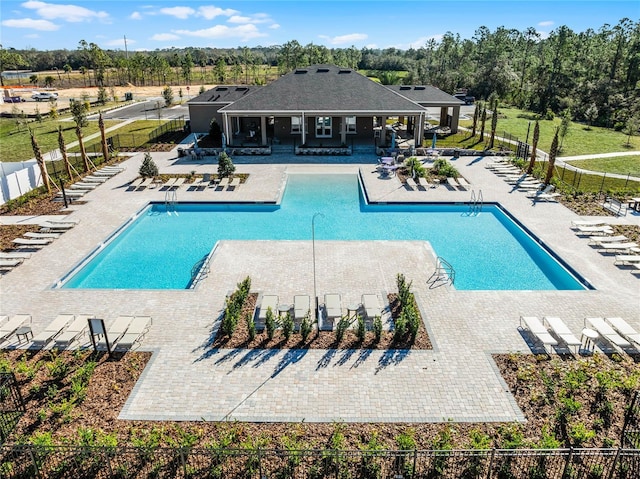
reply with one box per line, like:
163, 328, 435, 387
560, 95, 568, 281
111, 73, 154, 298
219, 65, 425, 114
386, 85, 464, 106
189, 85, 263, 104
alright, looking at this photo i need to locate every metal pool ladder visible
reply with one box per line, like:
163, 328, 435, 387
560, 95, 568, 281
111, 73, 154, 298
468, 189, 483, 215
427, 256, 455, 288
164, 190, 177, 215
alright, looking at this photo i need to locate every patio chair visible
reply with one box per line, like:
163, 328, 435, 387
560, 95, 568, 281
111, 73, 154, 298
418, 177, 433, 189
613, 255, 640, 265
24, 232, 61, 240
446, 177, 460, 189
171, 178, 186, 190
97, 316, 135, 350
361, 294, 382, 325
293, 295, 311, 322
588, 235, 628, 246
519, 316, 557, 353
114, 316, 152, 352
604, 317, 640, 347
195, 173, 212, 190
12, 238, 51, 247
585, 317, 631, 349
258, 295, 279, 322
575, 225, 614, 235
136, 178, 154, 190
31, 314, 75, 347
323, 294, 342, 329
53, 315, 91, 349
0, 314, 31, 342
543, 317, 581, 353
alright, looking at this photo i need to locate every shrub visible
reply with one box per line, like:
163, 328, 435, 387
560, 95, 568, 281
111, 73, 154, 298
356, 315, 366, 343
217, 151, 236, 178
432, 158, 459, 178
335, 317, 350, 343
246, 313, 256, 342
162, 85, 174, 107
139, 152, 158, 178
282, 312, 294, 340
265, 307, 276, 340
373, 316, 382, 343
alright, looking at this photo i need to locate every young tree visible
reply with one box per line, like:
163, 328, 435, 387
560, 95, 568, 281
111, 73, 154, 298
70, 100, 90, 172
544, 128, 559, 185
139, 152, 158, 178
58, 126, 73, 180
471, 102, 480, 137
98, 112, 110, 164
162, 85, 174, 107
558, 109, 571, 151
48, 99, 58, 119
488, 94, 499, 149
584, 104, 598, 128
624, 113, 640, 146
217, 152, 236, 178
97, 86, 108, 105
479, 105, 487, 142
526, 120, 540, 174
30, 129, 51, 193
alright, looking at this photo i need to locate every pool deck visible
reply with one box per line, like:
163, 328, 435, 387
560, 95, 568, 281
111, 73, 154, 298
1, 150, 639, 423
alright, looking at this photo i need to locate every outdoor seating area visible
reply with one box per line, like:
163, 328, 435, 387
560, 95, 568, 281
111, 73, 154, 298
55, 165, 124, 201
571, 220, 639, 273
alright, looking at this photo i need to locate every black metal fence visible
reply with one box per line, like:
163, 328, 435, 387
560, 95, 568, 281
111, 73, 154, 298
0, 446, 638, 479
0, 373, 25, 445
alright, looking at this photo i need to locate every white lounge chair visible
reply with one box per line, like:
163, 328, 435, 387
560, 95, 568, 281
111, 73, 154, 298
533, 192, 561, 202
446, 177, 460, 188
171, 178, 186, 190
128, 178, 143, 190
98, 315, 135, 350
228, 177, 241, 190
543, 317, 581, 353
457, 177, 470, 189
406, 178, 419, 189
0, 252, 31, 259
82, 176, 109, 183
293, 295, 311, 321
614, 255, 640, 265
136, 178, 154, 190
0, 258, 24, 268
31, 314, 74, 346
195, 173, 212, 190
258, 295, 279, 321
362, 294, 382, 322
599, 242, 638, 253
53, 315, 91, 349
585, 317, 631, 349
39, 222, 75, 231
520, 316, 557, 352
217, 177, 230, 189
605, 317, 640, 347
575, 225, 614, 235
0, 314, 31, 342
69, 182, 97, 190
114, 316, 152, 351
12, 238, 51, 247
588, 235, 627, 246
161, 178, 177, 189
418, 177, 433, 188
324, 293, 342, 326
24, 232, 61, 240
571, 220, 607, 228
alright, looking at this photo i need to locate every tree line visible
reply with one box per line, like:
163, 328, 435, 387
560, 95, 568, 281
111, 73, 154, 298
1, 18, 638, 128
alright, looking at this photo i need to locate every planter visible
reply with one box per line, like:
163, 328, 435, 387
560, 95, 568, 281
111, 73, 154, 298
295, 147, 351, 156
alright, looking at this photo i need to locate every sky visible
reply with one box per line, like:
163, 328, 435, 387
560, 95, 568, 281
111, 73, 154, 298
1, 0, 638, 52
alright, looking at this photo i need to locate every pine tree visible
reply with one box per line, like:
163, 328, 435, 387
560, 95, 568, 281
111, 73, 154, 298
139, 152, 158, 178
526, 121, 540, 174
544, 129, 559, 185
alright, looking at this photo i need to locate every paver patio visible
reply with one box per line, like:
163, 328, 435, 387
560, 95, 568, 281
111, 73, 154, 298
1, 149, 638, 423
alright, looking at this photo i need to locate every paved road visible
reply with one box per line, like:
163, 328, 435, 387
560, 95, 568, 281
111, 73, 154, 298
88, 99, 188, 122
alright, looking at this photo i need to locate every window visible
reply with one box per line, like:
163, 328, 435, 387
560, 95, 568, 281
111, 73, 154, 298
291, 116, 302, 134
345, 116, 357, 134
315, 116, 332, 137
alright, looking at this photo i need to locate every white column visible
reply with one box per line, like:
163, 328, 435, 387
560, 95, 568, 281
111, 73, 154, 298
260, 116, 267, 145
301, 112, 306, 145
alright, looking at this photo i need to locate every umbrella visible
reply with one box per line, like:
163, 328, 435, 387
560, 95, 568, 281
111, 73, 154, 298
193, 133, 198, 147
221, 132, 227, 152
431, 133, 437, 149
391, 131, 396, 150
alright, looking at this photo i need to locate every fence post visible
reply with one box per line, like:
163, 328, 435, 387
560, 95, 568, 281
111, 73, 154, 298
486, 448, 495, 479
624, 174, 629, 189
576, 172, 581, 191
606, 448, 622, 479
561, 447, 573, 479
412, 449, 418, 477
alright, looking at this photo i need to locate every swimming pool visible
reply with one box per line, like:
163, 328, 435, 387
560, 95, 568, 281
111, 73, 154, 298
60, 174, 588, 291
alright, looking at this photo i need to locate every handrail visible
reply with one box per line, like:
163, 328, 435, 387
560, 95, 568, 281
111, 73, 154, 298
467, 189, 483, 215
427, 256, 455, 287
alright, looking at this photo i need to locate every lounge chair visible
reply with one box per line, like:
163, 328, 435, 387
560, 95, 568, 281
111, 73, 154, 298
57, 190, 85, 199
605, 317, 640, 346
136, 178, 154, 190
69, 182, 98, 191
293, 295, 311, 322
0, 252, 31, 259
588, 235, 627, 246
39, 222, 75, 231
31, 314, 74, 346
446, 177, 460, 188
195, 173, 212, 190
12, 238, 51, 247
161, 178, 177, 189
171, 178, 186, 190
0, 258, 24, 269
614, 255, 640, 265
533, 192, 561, 202
575, 225, 614, 235
127, 178, 143, 190
53, 315, 91, 349
457, 177, 470, 189
543, 317, 581, 353
114, 316, 152, 351
98, 315, 135, 350
0, 314, 31, 342
571, 220, 607, 228
362, 294, 382, 323
258, 295, 279, 322
24, 232, 61, 240
585, 317, 631, 349
418, 177, 433, 188
82, 176, 109, 183
323, 294, 342, 330
228, 177, 241, 190
406, 178, 419, 189
217, 177, 230, 189
520, 316, 557, 352
599, 242, 638, 253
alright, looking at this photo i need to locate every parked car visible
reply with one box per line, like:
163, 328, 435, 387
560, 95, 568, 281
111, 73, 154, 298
31, 91, 58, 101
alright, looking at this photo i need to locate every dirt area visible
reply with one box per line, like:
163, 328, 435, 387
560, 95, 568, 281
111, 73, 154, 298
1, 84, 214, 115
2, 348, 636, 449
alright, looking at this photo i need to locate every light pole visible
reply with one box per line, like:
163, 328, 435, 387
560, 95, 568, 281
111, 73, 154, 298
312, 212, 324, 323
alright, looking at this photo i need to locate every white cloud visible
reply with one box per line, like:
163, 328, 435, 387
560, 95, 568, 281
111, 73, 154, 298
173, 24, 266, 41
228, 13, 272, 25
22, 0, 109, 23
130, 11, 142, 20
198, 6, 238, 20
25, 33, 40, 38
104, 37, 136, 47
2, 17, 59, 31
320, 33, 368, 45
269, 23, 280, 30
537, 30, 550, 40
151, 33, 180, 41
538, 20, 554, 27
159, 6, 195, 19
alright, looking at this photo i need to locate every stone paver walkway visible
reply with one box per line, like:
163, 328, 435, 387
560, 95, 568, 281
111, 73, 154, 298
1, 150, 638, 423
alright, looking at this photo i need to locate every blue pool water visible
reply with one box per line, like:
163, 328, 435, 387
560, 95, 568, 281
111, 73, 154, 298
61, 174, 587, 291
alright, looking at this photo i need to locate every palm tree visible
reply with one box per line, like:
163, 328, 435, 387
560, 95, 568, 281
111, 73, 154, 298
58, 126, 73, 180
70, 100, 90, 172
544, 128, 559, 185
98, 112, 109, 164
30, 129, 51, 193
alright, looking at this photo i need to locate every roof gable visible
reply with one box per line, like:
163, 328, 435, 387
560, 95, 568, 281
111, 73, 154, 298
387, 85, 464, 105
189, 85, 263, 104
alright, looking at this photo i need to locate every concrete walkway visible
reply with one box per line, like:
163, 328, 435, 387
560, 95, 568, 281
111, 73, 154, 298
1, 150, 638, 424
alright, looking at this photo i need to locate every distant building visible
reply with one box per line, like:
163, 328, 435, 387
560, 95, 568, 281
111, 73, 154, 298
187, 65, 463, 148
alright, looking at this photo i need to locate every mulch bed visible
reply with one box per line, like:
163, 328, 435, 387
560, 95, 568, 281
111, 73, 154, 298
212, 293, 432, 350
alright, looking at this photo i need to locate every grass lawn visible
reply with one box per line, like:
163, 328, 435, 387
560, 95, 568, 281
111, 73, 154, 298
459, 107, 640, 156
69, 119, 173, 152
0, 117, 120, 163
565, 156, 640, 177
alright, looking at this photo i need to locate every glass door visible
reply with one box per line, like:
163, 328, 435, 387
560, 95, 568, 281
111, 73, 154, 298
315, 116, 332, 138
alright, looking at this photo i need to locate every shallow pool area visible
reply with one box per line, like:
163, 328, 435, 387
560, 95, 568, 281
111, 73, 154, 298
60, 174, 589, 291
